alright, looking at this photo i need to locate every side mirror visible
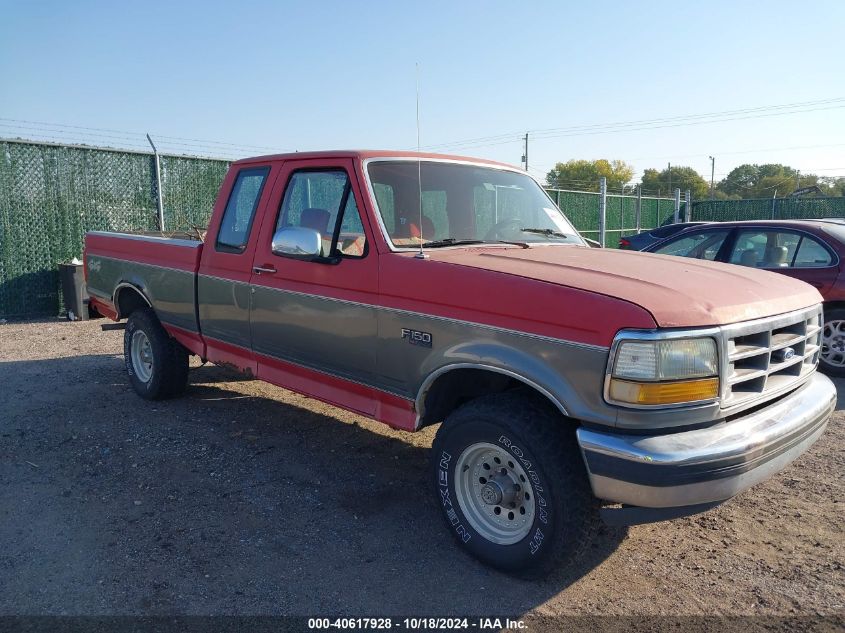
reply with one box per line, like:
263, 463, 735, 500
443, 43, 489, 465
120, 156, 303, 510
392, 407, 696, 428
271, 226, 322, 259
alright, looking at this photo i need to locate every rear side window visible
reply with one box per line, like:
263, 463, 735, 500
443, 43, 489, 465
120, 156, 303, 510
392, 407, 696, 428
726, 229, 834, 268
216, 167, 270, 252
793, 236, 834, 267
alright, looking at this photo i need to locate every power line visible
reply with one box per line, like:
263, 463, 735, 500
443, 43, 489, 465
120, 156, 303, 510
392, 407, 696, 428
419, 97, 845, 152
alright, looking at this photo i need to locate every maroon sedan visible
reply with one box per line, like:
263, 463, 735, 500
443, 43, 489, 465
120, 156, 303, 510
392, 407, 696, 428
644, 219, 845, 375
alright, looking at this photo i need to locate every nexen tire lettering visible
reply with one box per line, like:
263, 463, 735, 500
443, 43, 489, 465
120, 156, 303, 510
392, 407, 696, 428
438, 451, 471, 543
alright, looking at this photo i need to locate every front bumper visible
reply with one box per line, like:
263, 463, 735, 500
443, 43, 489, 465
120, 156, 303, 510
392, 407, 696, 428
577, 372, 835, 511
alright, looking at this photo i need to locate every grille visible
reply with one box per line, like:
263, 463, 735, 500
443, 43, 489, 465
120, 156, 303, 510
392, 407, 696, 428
722, 305, 822, 408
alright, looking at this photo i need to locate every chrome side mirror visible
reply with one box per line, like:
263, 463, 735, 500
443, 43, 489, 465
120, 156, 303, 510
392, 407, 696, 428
271, 226, 322, 259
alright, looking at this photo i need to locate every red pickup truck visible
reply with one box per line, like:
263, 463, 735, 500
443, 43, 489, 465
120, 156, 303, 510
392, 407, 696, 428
84, 150, 835, 577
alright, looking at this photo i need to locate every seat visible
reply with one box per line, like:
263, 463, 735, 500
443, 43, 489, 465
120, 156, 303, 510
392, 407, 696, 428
764, 245, 789, 267
739, 249, 758, 267
300, 208, 331, 234
408, 215, 436, 240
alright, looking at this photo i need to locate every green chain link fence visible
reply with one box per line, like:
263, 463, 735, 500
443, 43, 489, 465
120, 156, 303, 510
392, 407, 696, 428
0, 140, 229, 319
546, 188, 677, 245
3, 139, 844, 320
691, 196, 845, 223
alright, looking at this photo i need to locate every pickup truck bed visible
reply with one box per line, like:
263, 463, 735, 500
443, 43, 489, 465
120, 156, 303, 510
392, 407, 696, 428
86, 232, 203, 353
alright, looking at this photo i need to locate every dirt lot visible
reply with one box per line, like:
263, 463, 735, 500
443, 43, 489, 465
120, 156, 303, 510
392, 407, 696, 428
1, 319, 843, 623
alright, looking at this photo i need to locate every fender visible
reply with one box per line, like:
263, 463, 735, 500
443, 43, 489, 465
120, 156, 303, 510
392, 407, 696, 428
413, 340, 607, 429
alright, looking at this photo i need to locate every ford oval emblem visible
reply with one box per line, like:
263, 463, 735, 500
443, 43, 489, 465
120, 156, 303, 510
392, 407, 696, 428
774, 347, 796, 362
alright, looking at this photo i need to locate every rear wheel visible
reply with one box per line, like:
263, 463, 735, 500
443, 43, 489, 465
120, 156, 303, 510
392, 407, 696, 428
820, 308, 845, 377
431, 391, 600, 578
124, 308, 189, 399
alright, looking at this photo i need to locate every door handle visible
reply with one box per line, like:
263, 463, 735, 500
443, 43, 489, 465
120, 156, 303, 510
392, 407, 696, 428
253, 265, 277, 274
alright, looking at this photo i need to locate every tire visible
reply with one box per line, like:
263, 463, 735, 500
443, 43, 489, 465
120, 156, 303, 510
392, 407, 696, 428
431, 391, 600, 578
820, 308, 845, 377
124, 307, 189, 399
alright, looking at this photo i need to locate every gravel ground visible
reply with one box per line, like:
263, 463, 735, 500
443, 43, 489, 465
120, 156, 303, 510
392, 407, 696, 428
0, 319, 843, 624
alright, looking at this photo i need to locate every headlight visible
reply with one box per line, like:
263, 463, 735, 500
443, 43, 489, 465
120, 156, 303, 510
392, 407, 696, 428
607, 337, 719, 407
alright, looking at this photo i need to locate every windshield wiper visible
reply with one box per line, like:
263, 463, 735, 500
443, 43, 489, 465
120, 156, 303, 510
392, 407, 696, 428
520, 227, 578, 240
421, 238, 485, 248
420, 238, 530, 249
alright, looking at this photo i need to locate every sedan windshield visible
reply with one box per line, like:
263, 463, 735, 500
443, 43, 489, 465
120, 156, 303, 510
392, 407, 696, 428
367, 160, 584, 248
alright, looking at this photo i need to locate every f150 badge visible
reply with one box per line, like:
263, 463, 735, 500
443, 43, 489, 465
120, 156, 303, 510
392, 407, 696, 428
401, 328, 432, 348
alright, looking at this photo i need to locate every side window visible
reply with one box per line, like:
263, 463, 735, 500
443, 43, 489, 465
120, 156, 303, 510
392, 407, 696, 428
793, 236, 833, 268
653, 230, 729, 261
729, 230, 803, 268
276, 170, 367, 258
216, 167, 270, 252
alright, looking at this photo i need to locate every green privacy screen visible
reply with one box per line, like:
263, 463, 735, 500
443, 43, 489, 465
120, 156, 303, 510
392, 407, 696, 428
2, 139, 844, 319
547, 189, 675, 245
0, 141, 229, 318
691, 197, 845, 222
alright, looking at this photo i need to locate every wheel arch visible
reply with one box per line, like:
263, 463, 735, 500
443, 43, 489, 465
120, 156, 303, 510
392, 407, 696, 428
415, 363, 570, 430
113, 282, 152, 319
823, 300, 845, 314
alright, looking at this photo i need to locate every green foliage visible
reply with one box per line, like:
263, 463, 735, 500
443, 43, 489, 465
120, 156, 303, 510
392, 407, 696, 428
716, 164, 845, 199
641, 166, 710, 199
545, 159, 634, 192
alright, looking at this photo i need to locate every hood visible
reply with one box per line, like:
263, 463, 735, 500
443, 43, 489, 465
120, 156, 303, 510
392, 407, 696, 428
428, 246, 822, 328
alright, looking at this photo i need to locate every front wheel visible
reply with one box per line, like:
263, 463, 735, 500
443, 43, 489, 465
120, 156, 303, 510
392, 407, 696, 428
820, 308, 845, 377
431, 392, 600, 578
124, 308, 189, 399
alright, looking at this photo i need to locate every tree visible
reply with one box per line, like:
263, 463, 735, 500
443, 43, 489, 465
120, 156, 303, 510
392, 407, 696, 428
717, 163, 802, 199
818, 177, 845, 197
640, 166, 709, 199
714, 163, 845, 198
545, 159, 634, 192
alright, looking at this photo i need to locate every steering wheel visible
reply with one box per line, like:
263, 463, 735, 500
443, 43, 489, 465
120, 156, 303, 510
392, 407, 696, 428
485, 218, 523, 241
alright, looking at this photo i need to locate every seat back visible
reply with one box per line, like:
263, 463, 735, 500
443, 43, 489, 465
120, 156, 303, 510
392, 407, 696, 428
739, 249, 758, 267
408, 215, 436, 240
300, 208, 331, 234
764, 245, 789, 267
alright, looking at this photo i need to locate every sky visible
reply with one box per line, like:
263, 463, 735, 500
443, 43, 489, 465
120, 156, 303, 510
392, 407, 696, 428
2, 0, 845, 190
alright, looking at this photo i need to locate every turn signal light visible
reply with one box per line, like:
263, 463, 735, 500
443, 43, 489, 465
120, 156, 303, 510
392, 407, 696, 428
608, 377, 719, 406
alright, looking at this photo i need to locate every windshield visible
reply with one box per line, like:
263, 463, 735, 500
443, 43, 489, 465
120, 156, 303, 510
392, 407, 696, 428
366, 160, 584, 248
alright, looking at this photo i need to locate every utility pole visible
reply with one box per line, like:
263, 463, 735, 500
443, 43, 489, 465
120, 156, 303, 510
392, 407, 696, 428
522, 133, 529, 172
796, 171, 800, 191
667, 162, 672, 199
709, 156, 715, 199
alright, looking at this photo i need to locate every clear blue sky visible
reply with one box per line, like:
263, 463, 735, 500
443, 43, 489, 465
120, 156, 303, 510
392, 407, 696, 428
2, 0, 844, 188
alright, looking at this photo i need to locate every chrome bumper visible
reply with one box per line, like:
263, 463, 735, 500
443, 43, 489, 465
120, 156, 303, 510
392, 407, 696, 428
577, 372, 835, 509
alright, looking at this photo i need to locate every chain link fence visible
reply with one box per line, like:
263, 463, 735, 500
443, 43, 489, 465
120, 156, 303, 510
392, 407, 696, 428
546, 188, 678, 245
0, 140, 229, 319
691, 196, 845, 222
